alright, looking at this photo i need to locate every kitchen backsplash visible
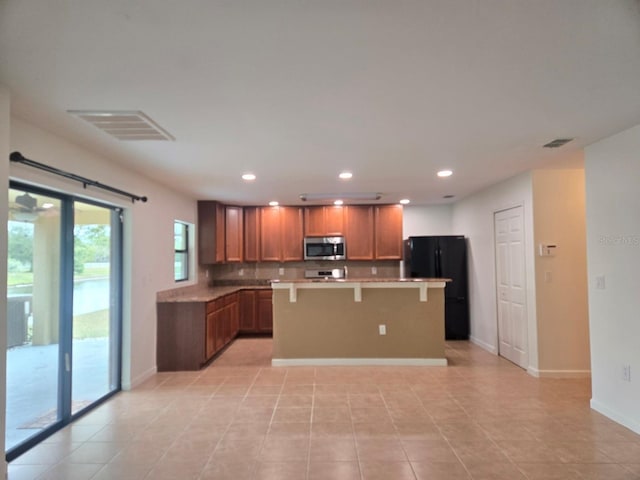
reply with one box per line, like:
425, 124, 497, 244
207, 260, 401, 285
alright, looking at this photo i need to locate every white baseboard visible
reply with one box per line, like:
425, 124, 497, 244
272, 358, 448, 367
591, 399, 640, 435
123, 365, 157, 391
469, 335, 497, 355
527, 367, 591, 378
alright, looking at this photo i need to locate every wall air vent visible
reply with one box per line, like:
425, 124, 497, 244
543, 138, 573, 148
67, 110, 175, 141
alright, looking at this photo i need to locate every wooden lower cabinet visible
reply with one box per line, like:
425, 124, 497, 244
238, 289, 273, 334
257, 290, 273, 332
157, 292, 242, 371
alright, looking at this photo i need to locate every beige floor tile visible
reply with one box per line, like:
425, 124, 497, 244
11, 442, 81, 465
356, 438, 408, 462
572, 463, 640, 479
411, 461, 470, 479
255, 461, 308, 480
515, 462, 582, 479
272, 407, 312, 423
7, 464, 49, 480
310, 438, 358, 462
199, 460, 257, 480
268, 421, 311, 437
359, 461, 416, 480
91, 462, 152, 480
36, 462, 103, 480
312, 407, 351, 423
308, 461, 361, 480
401, 439, 460, 463
463, 461, 527, 479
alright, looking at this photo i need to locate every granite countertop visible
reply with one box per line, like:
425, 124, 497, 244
271, 277, 451, 284
157, 284, 271, 303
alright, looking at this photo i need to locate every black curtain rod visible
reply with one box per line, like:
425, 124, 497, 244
10, 151, 148, 203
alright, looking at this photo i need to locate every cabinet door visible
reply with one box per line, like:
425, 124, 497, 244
229, 293, 239, 338
281, 207, 304, 261
205, 310, 216, 359
324, 206, 345, 236
345, 206, 374, 260
257, 290, 273, 333
243, 207, 260, 262
304, 207, 325, 237
260, 206, 282, 261
305, 206, 345, 236
197, 201, 225, 264
225, 206, 244, 262
214, 307, 225, 352
374, 205, 404, 259
239, 290, 257, 333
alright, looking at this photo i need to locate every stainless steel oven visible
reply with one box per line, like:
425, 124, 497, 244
303, 236, 346, 261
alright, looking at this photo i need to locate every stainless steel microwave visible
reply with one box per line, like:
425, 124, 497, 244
304, 236, 346, 261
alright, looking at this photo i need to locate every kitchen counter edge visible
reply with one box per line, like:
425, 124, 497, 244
157, 285, 271, 303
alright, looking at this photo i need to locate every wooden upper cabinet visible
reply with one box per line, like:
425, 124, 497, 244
345, 206, 374, 260
259, 206, 282, 261
304, 206, 345, 237
374, 205, 404, 259
281, 207, 304, 261
259, 206, 303, 262
303, 207, 324, 237
243, 207, 260, 262
197, 201, 225, 264
225, 206, 243, 263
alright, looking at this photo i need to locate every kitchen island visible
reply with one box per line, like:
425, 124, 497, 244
271, 278, 449, 366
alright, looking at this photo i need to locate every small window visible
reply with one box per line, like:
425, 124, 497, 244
174, 222, 189, 282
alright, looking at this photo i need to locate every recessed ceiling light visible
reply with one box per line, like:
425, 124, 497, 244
334, 200, 344, 206
242, 173, 256, 181
339, 172, 353, 180
399, 199, 410, 205
437, 170, 453, 178
269, 201, 279, 206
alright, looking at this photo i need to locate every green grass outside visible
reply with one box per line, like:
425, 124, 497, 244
7, 265, 110, 286
73, 309, 109, 339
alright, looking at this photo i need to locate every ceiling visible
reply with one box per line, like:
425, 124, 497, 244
1, 1, 640, 206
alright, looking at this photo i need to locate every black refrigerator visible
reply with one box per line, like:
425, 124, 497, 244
405, 236, 469, 340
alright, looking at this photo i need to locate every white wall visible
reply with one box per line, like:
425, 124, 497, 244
402, 205, 453, 238
0, 85, 11, 478
452, 172, 539, 371
585, 124, 640, 434
9, 117, 198, 389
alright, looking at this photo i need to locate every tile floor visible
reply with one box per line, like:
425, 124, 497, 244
8, 338, 640, 480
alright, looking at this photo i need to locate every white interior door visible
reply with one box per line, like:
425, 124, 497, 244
494, 206, 528, 368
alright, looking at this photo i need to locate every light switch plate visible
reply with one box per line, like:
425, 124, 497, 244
596, 275, 605, 290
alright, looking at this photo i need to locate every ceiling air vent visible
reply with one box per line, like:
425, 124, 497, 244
543, 138, 573, 148
67, 110, 175, 141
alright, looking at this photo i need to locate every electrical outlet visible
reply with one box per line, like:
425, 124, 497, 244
205, 270, 209, 278
544, 271, 552, 283
278, 267, 285, 276
379, 324, 386, 335
238, 268, 244, 277
596, 275, 606, 290
623, 365, 631, 382
372, 266, 377, 275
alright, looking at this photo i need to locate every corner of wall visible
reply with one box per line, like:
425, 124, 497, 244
0, 84, 11, 478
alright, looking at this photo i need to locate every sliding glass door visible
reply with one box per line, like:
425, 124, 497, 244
5, 184, 122, 459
